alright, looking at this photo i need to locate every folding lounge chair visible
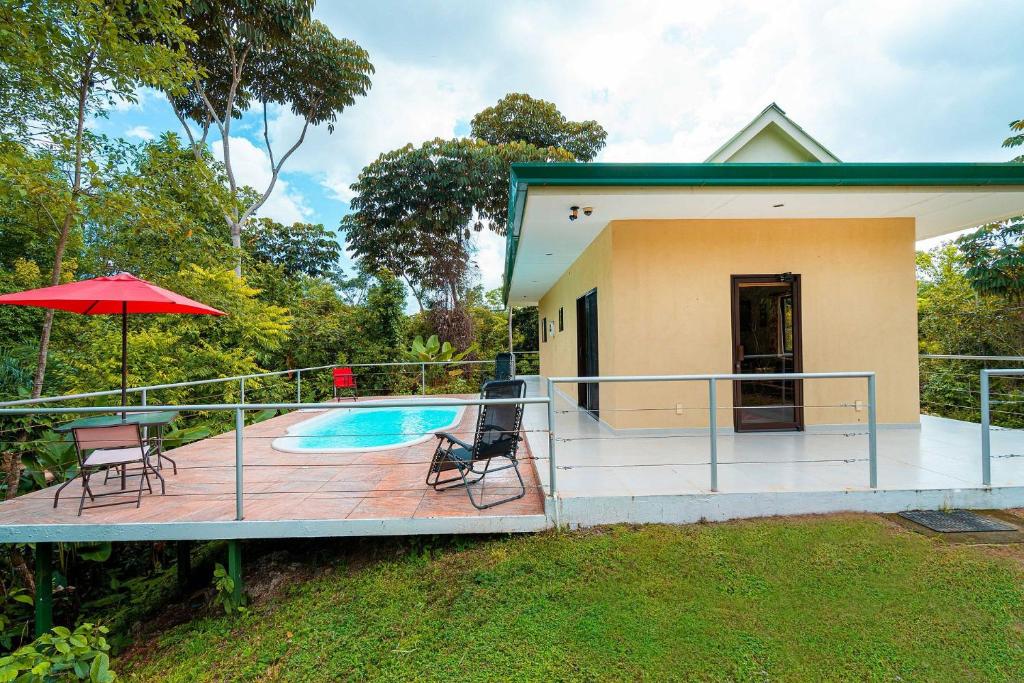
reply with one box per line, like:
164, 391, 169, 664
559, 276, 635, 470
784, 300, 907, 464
426, 379, 527, 509
493, 352, 515, 381
53, 423, 165, 516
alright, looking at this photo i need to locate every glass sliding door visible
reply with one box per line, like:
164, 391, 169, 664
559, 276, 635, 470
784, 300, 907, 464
731, 274, 803, 431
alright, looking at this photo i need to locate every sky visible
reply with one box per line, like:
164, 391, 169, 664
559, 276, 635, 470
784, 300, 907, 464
97, 0, 1024, 293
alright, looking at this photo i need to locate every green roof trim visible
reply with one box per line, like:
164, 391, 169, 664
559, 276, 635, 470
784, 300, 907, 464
502, 162, 1024, 302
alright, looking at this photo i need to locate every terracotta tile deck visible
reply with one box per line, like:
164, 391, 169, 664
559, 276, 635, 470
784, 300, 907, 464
0, 396, 545, 530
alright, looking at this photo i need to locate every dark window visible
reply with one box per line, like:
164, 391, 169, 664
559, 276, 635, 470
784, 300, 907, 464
542, 317, 547, 343
558, 307, 564, 331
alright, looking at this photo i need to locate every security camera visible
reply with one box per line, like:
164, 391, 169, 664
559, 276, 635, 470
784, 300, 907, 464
583, 206, 593, 216
569, 206, 579, 221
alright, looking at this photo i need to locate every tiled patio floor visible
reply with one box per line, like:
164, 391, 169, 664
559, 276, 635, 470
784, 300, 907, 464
0, 397, 545, 527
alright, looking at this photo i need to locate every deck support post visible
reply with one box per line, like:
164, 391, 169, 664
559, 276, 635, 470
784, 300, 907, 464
176, 540, 192, 591
227, 540, 242, 606
34, 542, 53, 637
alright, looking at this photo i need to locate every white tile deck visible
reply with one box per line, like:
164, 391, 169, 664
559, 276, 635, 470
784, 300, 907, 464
521, 376, 1024, 499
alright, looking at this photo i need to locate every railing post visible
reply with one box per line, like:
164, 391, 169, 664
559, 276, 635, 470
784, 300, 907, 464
867, 373, 878, 489
981, 369, 991, 486
296, 369, 302, 404
239, 377, 245, 404
141, 388, 148, 442
709, 378, 718, 492
546, 377, 557, 501
421, 363, 426, 395
235, 408, 244, 520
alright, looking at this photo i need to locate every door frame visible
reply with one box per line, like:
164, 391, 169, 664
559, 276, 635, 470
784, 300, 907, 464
576, 288, 599, 418
730, 274, 804, 432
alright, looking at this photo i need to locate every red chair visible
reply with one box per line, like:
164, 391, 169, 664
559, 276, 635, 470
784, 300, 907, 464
333, 367, 357, 400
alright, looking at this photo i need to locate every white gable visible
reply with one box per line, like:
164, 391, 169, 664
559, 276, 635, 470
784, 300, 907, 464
706, 103, 840, 163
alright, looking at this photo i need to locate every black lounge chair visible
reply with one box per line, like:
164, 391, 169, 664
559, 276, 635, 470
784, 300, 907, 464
494, 352, 515, 381
426, 379, 527, 509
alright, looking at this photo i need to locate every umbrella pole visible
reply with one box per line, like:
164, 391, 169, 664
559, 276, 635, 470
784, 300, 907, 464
121, 302, 128, 421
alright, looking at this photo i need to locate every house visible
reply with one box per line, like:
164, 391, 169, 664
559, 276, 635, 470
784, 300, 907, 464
503, 104, 1024, 431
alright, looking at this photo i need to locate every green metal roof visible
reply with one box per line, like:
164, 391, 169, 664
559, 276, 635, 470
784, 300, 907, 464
503, 162, 1024, 302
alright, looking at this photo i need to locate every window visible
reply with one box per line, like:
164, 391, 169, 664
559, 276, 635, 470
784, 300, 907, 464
558, 307, 564, 331
542, 317, 547, 343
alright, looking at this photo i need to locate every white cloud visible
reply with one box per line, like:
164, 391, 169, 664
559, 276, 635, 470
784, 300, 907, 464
111, 86, 160, 113
175, 0, 1022, 274
263, 57, 489, 202
124, 125, 154, 141
472, 230, 507, 293
211, 136, 313, 225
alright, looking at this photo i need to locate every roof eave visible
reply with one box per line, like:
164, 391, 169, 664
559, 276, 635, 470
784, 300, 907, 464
502, 162, 1024, 305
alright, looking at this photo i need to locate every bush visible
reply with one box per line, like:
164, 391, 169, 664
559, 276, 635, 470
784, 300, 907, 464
0, 623, 114, 682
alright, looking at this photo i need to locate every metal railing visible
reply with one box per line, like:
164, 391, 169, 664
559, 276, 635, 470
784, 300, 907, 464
545, 371, 878, 494
0, 396, 551, 520
980, 368, 1024, 486
0, 352, 542, 408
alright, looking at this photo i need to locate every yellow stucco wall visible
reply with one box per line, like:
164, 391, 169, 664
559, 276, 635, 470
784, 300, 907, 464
537, 218, 919, 430
537, 225, 616, 413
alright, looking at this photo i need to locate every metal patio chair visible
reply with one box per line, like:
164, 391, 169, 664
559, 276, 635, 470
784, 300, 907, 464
426, 379, 527, 509
333, 366, 358, 400
53, 423, 165, 516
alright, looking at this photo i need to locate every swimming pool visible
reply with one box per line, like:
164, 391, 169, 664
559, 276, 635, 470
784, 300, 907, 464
272, 400, 465, 453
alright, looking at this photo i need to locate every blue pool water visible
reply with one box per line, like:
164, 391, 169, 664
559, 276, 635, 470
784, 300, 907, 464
272, 403, 464, 453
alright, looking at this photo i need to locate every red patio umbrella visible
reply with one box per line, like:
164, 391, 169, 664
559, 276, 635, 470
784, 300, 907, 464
0, 273, 225, 410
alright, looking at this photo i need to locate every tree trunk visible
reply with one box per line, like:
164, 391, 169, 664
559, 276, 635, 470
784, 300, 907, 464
231, 220, 242, 277
30, 219, 73, 397
30, 55, 92, 399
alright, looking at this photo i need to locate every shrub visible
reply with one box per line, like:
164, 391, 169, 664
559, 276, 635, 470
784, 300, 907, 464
0, 623, 114, 682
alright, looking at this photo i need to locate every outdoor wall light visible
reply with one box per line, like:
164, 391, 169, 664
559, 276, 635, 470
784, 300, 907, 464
569, 205, 580, 221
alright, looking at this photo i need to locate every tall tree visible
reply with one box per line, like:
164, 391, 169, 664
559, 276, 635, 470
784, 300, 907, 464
167, 0, 373, 273
341, 138, 572, 346
956, 119, 1024, 300
244, 218, 342, 279
0, 0, 195, 400
471, 93, 608, 161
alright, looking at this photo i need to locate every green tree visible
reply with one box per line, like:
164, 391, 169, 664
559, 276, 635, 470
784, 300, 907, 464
83, 134, 234, 278
342, 137, 572, 346
956, 218, 1024, 300
355, 270, 407, 362
167, 0, 373, 272
956, 117, 1024, 300
917, 244, 1024, 425
471, 93, 608, 161
0, 0, 196, 400
244, 219, 342, 279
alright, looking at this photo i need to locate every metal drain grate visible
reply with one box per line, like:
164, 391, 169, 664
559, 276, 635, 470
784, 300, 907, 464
898, 510, 1017, 533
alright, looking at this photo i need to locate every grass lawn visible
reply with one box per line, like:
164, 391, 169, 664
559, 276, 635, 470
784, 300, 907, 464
122, 515, 1024, 681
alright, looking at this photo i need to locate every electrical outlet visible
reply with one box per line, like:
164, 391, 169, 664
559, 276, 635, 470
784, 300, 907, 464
855, 400, 865, 412
676, 403, 683, 415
